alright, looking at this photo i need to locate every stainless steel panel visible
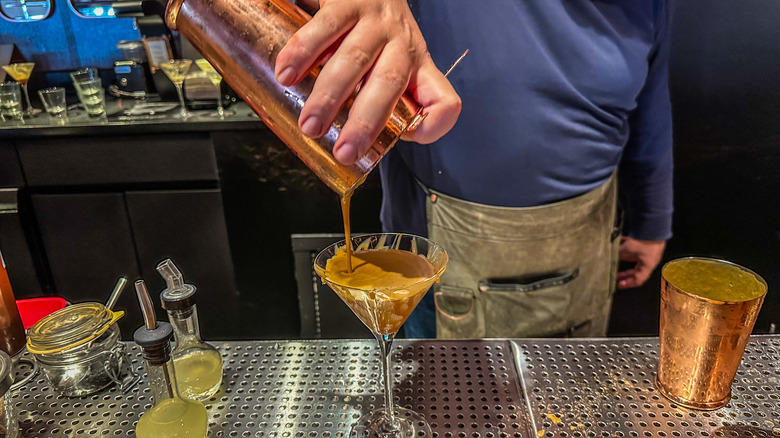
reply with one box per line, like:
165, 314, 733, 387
513, 336, 780, 437
11, 337, 780, 436
13, 339, 531, 437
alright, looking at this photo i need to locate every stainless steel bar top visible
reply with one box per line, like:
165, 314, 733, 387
10, 336, 780, 437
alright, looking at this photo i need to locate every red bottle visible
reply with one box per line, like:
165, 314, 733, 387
0, 250, 26, 356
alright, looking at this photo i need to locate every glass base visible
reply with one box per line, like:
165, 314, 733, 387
200, 110, 235, 119
350, 407, 432, 438
171, 110, 192, 120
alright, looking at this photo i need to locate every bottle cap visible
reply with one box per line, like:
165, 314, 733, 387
133, 321, 174, 365
157, 259, 197, 311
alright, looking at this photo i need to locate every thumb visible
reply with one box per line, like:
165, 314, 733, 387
401, 57, 461, 144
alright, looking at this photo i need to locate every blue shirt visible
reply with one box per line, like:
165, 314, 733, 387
380, 0, 673, 241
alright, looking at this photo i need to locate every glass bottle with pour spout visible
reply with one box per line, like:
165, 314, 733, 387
134, 280, 207, 438
157, 259, 222, 401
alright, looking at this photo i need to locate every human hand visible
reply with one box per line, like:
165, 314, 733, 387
617, 236, 666, 289
275, 0, 461, 165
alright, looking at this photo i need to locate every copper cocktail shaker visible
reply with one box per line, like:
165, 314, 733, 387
655, 257, 767, 410
165, 0, 424, 196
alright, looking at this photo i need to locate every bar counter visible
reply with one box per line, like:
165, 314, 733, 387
11, 336, 780, 437
0, 101, 265, 137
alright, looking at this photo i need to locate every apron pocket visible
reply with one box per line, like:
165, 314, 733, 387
434, 284, 480, 339
479, 269, 579, 338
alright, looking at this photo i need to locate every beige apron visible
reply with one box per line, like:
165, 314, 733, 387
427, 174, 619, 338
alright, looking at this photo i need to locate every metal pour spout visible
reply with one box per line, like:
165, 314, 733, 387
134, 279, 157, 330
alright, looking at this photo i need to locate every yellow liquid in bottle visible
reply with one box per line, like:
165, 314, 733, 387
173, 350, 223, 401
663, 259, 766, 302
135, 397, 207, 438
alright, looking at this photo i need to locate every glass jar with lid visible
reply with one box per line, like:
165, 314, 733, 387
26, 302, 137, 397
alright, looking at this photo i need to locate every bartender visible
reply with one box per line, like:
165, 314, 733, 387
276, 0, 673, 338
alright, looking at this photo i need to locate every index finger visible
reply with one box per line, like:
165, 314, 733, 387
275, 6, 359, 86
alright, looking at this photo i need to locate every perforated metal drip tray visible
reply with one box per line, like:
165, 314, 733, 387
13, 340, 531, 437
12, 337, 780, 437
512, 336, 780, 438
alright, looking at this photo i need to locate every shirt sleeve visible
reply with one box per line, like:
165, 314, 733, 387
618, 0, 674, 241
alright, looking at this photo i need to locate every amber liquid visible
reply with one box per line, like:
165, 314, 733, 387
340, 193, 353, 273
2, 64, 33, 85
324, 247, 435, 335
0, 255, 26, 356
333, 192, 437, 334
663, 259, 766, 302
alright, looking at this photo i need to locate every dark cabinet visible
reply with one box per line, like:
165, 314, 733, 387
16, 133, 218, 186
0, 188, 45, 297
31, 193, 143, 335
6, 132, 241, 339
125, 189, 239, 338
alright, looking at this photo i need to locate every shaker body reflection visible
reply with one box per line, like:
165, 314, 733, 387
165, 0, 422, 196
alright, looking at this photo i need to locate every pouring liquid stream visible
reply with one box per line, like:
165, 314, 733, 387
340, 192, 353, 273
336, 49, 467, 276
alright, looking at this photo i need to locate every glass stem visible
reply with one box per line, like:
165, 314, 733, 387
215, 84, 225, 119
376, 332, 396, 429
175, 83, 187, 117
21, 84, 32, 114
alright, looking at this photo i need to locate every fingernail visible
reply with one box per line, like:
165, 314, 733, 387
334, 143, 358, 164
277, 66, 296, 85
301, 116, 322, 137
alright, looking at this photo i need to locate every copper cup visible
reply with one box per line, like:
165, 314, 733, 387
655, 257, 767, 410
165, 0, 423, 196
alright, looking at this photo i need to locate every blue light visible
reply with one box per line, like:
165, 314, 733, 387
77, 6, 117, 17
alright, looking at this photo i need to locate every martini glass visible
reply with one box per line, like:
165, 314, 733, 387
194, 59, 234, 119
160, 59, 192, 119
314, 233, 448, 437
2, 62, 41, 116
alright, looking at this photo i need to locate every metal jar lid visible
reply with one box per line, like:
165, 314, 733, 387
0, 350, 12, 397
26, 303, 125, 355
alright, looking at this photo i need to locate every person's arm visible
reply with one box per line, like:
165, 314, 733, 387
276, 0, 461, 165
617, 0, 674, 289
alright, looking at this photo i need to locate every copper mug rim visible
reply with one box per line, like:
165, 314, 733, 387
661, 256, 768, 305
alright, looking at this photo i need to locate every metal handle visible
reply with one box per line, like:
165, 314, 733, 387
104, 342, 140, 393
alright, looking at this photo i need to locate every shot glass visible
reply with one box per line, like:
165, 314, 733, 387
70, 67, 98, 85
75, 79, 106, 118
655, 257, 767, 410
38, 87, 68, 123
73, 77, 101, 95
0, 82, 24, 122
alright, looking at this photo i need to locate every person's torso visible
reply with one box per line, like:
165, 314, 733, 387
398, 0, 661, 206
